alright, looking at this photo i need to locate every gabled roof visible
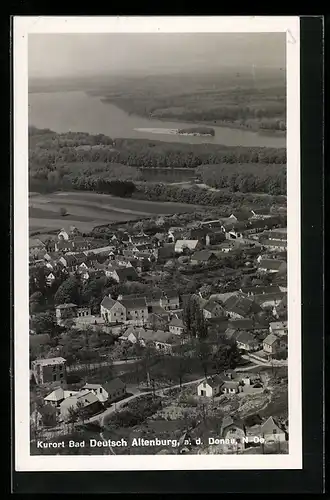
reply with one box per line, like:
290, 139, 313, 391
263, 333, 279, 345
34, 357, 66, 366
104, 378, 126, 393
241, 285, 281, 295
269, 321, 288, 330
29, 238, 45, 248
260, 416, 285, 435
175, 240, 199, 250
120, 297, 147, 310
169, 317, 184, 328
222, 380, 240, 389
208, 374, 227, 387
235, 330, 258, 346
114, 267, 139, 281
221, 416, 245, 433
44, 387, 65, 402
228, 318, 254, 330
162, 289, 179, 299
76, 390, 100, 407
56, 303, 77, 309
203, 299, 223, 314
258, 259, 286, 271
100, 296, 117, 310
254, 292, 285, 304
191, 250, 217, 262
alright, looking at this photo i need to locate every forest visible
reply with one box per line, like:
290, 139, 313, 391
97, 71, 286, 132
29, 128, 287, 201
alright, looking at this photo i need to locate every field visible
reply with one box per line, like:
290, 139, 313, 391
29, 191, 199, 233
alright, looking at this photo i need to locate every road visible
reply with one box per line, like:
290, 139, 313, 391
89, 377, 206, 427
67, 358, 140, 373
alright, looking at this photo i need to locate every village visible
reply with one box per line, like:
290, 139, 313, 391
29, 207, 289, 455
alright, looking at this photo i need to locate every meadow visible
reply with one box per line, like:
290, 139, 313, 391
29, 191, 199, 234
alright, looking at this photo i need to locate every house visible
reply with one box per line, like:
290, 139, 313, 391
72, 237, 90, 252
222, 380, 240, 395
118, 326, 146, 344
168, 227, 186, 243
267, 229, 287, 242
29, 238, 46, 257
58, 254, 78, 271
219, 241, 237, 253
223, 295, 261, 319
155, 243, 176, 263
76, 306, 92, 318
197, 375, 225, 397
235, 330, 259, 352
59, 389, 103, 421
83, 378, 126, 404
269, 321, 288, 336
161, 290, 180, 310
44, 387, 79, 407
259, 416, 287, 443
100, 296, 126, 324
263, 334, 281, 356
55, 240, 75, 253
189, 228, 208, 244
31, 357, 67, 385
112, 266, 139, 283
58, 228, 70, 240
205, 230, 226, 246
223, 221, 246, 240
120, 297, 148, 326
262, 239, 287, 252
46, 272, 56, 286
229, 211, 252, 222
152, 330, 179, 353
203, 299, 224, 319
220, 416, 246, 453
254, 292, 286, 309
191, 250, 218, 266
103, 378, 127, 402
169, 317, 184, 336
258, 259, 287, 274
240, 285, 281, 297
174, 240, 201, 254
55, 303, 78, 325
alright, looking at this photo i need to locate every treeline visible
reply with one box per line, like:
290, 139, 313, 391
134, 183, 286, 208
197, 163, 286, 195
29, 129, 287, 176
102, 95, 286, 130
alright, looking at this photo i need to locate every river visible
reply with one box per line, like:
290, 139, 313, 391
28, 91, 286, 148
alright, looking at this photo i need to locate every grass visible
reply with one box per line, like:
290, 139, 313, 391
29, 206, 95, 222
29, 190, 199, 233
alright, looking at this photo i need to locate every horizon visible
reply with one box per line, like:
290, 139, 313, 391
28, 33, 286, 79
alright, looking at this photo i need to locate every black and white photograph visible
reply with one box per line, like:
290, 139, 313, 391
14, 16, 301, 471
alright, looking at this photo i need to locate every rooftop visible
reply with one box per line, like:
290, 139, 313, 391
34, 357, 66, 366
56, 303, 78, 309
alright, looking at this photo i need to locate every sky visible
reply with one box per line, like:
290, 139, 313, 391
28, 33, 286, 79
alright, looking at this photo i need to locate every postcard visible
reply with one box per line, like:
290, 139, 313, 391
14, 15, 301, 471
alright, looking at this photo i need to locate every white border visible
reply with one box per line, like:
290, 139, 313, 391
14, 16, 301, 472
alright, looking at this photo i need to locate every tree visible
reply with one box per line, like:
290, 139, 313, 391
212, 341, 241, 372
196, 339, 212, 378
59, 207, 68, 216
183, 296, 207, 339
30, 311, 60, 337
54, 275, 82, 305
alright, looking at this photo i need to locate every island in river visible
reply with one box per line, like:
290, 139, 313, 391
177, 126, 215, 137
